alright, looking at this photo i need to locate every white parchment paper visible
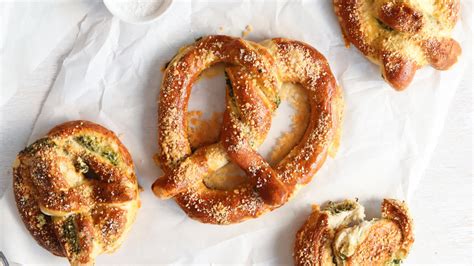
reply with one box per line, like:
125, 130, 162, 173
0, 0, 93, 106
1, 0, 471, 264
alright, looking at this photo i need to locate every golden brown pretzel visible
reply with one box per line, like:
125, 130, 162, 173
333, 0, 461, 90
152, 35, 343, 224
294, 199, 414, 265
13, 120, 140, 265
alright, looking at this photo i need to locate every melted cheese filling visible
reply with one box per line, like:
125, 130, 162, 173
333, 220, 375, 259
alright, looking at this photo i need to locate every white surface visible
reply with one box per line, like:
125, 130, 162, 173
0, 0, 92, 106
0, 0, 472, 265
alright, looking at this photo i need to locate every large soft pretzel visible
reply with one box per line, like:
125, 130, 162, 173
152, 35, 343, 224
13, 121, 140, 265
294, 199, 414, 265
333, 0, 461, 90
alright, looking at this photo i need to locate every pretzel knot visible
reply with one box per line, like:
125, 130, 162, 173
152, 35, 343, 224
13, 121, 140, 265
334, 0, 462, 90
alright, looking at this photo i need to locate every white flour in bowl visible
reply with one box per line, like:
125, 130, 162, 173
114, 0, 164, 18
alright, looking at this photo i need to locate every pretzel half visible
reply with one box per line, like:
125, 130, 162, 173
152, 36, 343, 224
333, 0, 461, 90
294, 199, 414, 265
13, 121, 140, 265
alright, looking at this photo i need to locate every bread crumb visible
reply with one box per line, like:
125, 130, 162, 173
242, 24, 253, 38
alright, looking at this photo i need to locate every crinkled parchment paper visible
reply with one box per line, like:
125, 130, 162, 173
0, 0, 92, 106
0, 0, 470, 264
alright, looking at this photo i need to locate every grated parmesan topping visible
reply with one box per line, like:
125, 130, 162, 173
155, 36, 341, 224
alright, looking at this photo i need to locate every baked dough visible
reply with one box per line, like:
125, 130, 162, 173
13, 120, 140, 265
294, 199, 414, 265
152, 36, 343, 224
333, 0, 461, 90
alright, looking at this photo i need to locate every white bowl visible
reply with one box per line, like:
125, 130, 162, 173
103, 0, 173, 24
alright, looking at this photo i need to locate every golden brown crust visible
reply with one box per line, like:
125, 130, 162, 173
13, 163, 65, 256
152, 36, 343, 224
294, 199, 414, 265
381, 198, 415, 257
333, 0, 461, 90
263, 39, 342, 187
13, 120, 140, 265
294, 206, 335, 266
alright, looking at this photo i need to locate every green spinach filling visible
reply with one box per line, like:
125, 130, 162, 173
63, 216, 80, 254
326, 201, 356, 215
75, 135, 100, 152
390, 259, 402, 265
22, 137, 56, 155
74, 135, 120, 165
102, 150, 119, 166
274, 96, 281, 107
